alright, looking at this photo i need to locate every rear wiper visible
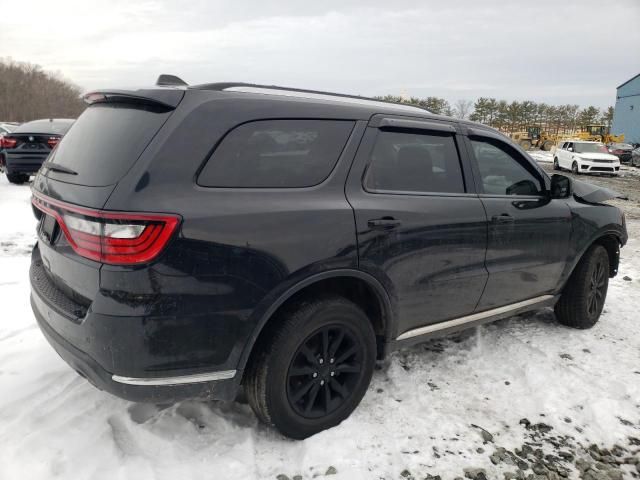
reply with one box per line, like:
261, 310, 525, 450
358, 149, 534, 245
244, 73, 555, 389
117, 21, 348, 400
42, 162, 78, 175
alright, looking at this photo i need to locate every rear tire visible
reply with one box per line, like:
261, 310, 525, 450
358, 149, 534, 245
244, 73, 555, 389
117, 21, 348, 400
555, 245, 609, 329
553, 158, 560, 170
6, 173, 29, 184
245, 296, 376, 439
541, 141, 554, 151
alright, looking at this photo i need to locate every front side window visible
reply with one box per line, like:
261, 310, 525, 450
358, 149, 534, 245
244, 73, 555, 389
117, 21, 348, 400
364, 130, 465, 194
470, 137, 543, 196
198, 119, 354, 188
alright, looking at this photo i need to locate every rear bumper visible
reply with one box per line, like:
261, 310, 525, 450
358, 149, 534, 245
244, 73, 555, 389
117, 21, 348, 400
30, 247, 242, 403
32, 295, 239, 402
5, 152, 47, 174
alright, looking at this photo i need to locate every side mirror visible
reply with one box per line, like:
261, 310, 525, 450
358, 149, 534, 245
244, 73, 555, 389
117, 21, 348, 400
550, 174, 572, 199
567, 147, 573, 152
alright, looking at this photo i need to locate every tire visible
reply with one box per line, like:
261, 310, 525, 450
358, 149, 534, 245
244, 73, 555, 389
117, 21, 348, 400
519, 140, 532, 151
555, 244, 609, 329
6, 173, 29, 184
553, 157, 560, 170
571, 161, 579, 174
541, 141, 554, 151
245, 295, 376, 439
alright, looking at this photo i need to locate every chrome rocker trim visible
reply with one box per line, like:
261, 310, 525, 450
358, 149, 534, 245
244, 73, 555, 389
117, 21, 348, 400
396, 295, 554, 341
112, 370, 237, 386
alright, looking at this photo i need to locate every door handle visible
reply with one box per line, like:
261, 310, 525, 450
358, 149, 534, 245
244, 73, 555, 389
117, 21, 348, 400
491, 214, 515, 224
368, 217, 402, 229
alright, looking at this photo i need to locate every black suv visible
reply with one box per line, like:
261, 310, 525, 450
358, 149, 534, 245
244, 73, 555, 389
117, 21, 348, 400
30, 77, 627, 439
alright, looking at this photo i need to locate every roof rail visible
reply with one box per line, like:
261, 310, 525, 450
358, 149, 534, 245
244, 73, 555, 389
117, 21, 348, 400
156, 74, 189, 87
191, 82, 429, 113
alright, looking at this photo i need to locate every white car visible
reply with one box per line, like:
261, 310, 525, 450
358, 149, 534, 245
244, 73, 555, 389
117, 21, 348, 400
553, 141, 620, 175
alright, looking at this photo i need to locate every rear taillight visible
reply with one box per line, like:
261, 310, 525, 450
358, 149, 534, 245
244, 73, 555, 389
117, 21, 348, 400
32, 193, 180, 265
1, 136, 17, 149
47, 136, 61, 148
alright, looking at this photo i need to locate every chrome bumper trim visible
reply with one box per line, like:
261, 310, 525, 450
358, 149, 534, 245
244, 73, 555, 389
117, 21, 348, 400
112, 370, 237, 386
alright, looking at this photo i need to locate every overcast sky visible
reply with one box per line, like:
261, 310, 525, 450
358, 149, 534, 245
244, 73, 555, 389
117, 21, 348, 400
2, 0, 639, 108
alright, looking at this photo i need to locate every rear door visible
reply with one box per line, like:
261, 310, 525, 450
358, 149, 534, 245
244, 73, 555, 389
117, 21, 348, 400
346, 116, 488, 338
463, 129, 571, 309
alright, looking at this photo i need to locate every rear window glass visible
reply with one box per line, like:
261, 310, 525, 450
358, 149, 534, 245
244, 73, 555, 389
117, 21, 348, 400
198, 120, 354, 188
14, 120, 74, 134
46, 104, 171, 187
364, 130, 465, 194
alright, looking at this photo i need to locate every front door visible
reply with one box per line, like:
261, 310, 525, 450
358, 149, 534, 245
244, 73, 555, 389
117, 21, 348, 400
464, 130, 572, 310
345, 117, 488, 338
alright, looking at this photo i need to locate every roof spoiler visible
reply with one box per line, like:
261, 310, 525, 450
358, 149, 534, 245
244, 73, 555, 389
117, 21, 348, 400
83, 88, 185, 109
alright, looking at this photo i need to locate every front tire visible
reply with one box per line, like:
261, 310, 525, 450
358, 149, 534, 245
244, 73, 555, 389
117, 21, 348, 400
571, 161, 579, 174
519, 140, 532, 151
245, 296, 376, 439
553, 157, 560, 170
555, 245, 609, 329
6, 173, 29, 184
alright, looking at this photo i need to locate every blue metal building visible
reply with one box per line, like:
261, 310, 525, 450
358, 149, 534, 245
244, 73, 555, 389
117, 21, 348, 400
612, 73, 640, 144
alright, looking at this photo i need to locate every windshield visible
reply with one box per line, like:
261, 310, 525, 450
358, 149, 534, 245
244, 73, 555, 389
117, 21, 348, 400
574, 143, 608, 154
610, 143, 632, 149
14, 119, 74, 134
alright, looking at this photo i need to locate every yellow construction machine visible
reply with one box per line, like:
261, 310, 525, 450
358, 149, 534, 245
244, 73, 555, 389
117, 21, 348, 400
575, 125, 624, 144
510, 126, 557, 151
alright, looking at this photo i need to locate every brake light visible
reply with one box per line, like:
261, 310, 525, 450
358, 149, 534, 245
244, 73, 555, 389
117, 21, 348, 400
47, 136, 60, 148
1, 136, 17, 149
31, 193, 180, 265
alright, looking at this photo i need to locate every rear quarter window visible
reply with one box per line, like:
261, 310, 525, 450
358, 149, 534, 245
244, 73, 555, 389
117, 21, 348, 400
198, 119, 355, 188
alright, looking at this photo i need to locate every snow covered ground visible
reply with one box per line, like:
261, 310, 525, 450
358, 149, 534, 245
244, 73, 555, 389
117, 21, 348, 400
0, 175, 638, 480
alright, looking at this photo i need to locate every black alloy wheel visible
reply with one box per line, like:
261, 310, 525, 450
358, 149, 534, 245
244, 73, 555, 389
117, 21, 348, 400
245, 295, 376, 439
555, 244, 609, 329
286, 324, 363, 419
587, 257, 607, 318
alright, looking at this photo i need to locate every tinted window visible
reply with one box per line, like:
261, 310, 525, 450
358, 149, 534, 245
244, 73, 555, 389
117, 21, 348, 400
470, 138, 543, 196
47, 104, 171, 186
198, 120, 354, 188
364, 130, 465, 194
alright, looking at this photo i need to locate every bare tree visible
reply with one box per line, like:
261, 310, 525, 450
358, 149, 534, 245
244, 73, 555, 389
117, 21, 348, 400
0, 58, 85, 122
453, 99, 473, 120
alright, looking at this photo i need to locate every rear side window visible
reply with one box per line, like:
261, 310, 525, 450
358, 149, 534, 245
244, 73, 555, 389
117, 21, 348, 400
198, 120, 354, 188
364, 130, 465, 194
46, 103, 172, 187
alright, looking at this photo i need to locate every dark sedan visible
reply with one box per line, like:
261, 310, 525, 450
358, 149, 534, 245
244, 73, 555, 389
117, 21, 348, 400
607, 142, 634, 163
2, 119, 74, 184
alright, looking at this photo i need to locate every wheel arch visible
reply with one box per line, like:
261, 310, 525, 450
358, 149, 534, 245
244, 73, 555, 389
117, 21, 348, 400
237, 270, 394, 379
592, 233, 622, 277
568, 230, 623, 282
